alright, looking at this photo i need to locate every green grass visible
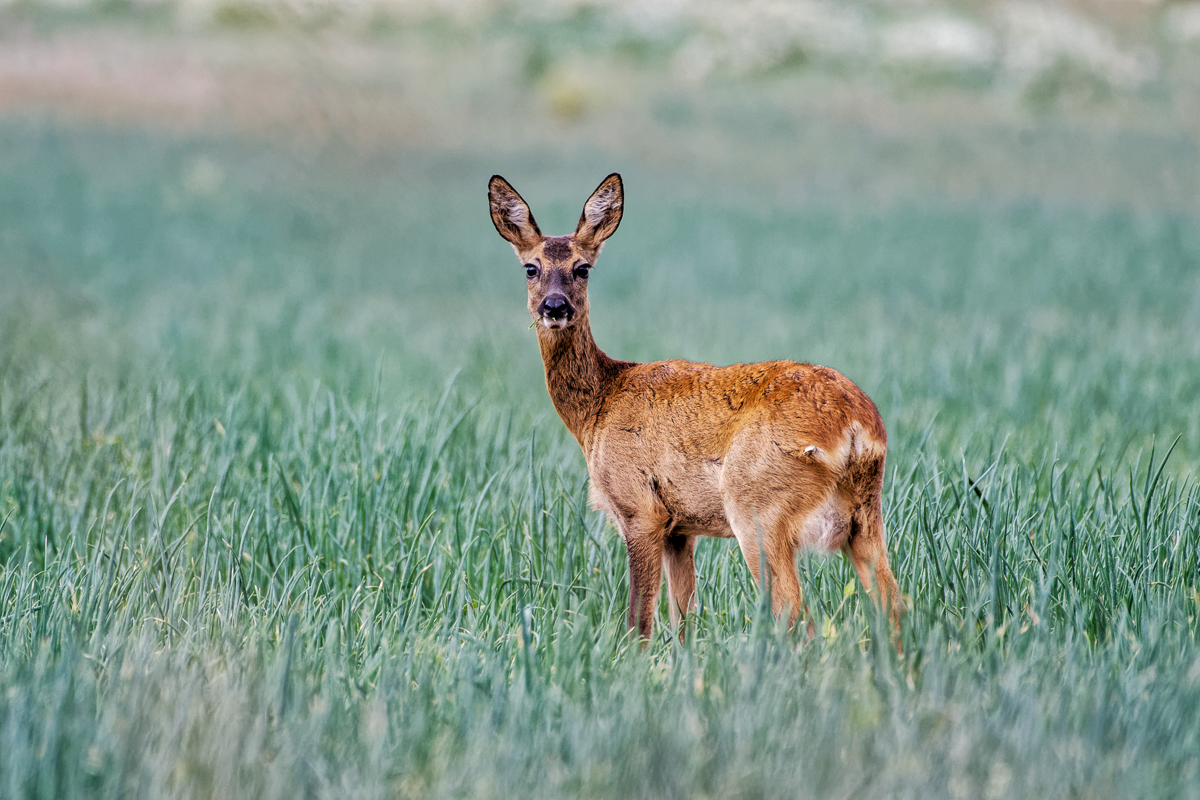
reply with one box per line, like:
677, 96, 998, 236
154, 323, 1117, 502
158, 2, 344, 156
2, 119, 1199, 799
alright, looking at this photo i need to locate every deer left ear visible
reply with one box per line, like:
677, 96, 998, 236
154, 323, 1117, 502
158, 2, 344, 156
575, 173, 623, 251
489, 175, 543, 252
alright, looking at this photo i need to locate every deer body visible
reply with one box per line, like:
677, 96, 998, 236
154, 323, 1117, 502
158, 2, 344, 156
490, 174, 901, 640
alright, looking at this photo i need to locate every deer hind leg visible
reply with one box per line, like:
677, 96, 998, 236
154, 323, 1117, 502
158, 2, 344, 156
843, 496, 901, 634
663, 534, 696, 640
838, 448, 901, 636
725, 506, 808, 628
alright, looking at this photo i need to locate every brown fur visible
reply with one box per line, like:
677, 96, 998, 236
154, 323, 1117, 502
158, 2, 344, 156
488, 173, 902, 643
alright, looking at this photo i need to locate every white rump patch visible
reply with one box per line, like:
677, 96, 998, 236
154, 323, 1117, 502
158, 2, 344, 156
847, 420, 885, 459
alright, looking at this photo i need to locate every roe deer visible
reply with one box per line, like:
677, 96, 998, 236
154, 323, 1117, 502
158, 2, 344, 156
488, 173, 901, 642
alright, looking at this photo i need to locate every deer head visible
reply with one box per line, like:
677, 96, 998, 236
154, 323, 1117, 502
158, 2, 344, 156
488, 173, 623, 331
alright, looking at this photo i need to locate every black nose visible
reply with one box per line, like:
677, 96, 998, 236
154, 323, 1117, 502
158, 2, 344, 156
539, 294, 573, 320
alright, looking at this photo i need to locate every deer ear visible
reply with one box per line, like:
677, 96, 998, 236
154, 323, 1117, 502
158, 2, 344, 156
489, 175, 542, 251
575, 173, 623, 251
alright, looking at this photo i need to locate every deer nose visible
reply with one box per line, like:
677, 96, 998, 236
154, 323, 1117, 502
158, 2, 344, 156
539, 294, 573, 320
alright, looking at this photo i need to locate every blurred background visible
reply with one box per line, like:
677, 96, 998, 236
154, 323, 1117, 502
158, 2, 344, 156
3, 0, 1198, 192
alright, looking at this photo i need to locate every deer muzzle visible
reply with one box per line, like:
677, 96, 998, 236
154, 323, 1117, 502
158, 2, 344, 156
537, 294, 574, 327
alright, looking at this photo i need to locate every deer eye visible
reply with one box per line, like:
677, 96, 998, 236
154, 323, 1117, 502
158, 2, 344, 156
524, 264, 539, 279
573, 264, 591, 280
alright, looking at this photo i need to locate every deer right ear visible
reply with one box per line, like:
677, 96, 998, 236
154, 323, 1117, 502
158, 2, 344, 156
489, 175, 542, 251
575, 173, 623, 251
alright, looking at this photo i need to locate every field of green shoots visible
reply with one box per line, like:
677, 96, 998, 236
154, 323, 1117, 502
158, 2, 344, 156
2, 8, 1200, 796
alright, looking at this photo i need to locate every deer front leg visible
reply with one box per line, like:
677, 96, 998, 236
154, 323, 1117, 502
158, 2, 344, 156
623, 530, 665, 642
663, 534, 696, 641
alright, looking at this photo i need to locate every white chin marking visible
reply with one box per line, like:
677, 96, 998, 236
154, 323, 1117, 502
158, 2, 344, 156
541, 317, 568, 329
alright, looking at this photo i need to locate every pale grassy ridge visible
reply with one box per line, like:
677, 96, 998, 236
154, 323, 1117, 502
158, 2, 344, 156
2, 123, 1200, 798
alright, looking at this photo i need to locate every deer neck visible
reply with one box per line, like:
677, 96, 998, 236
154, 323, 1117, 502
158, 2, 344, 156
537, 317, 622, 451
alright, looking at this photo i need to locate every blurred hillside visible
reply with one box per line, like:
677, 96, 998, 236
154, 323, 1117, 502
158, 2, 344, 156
1, 0, 1198, 208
